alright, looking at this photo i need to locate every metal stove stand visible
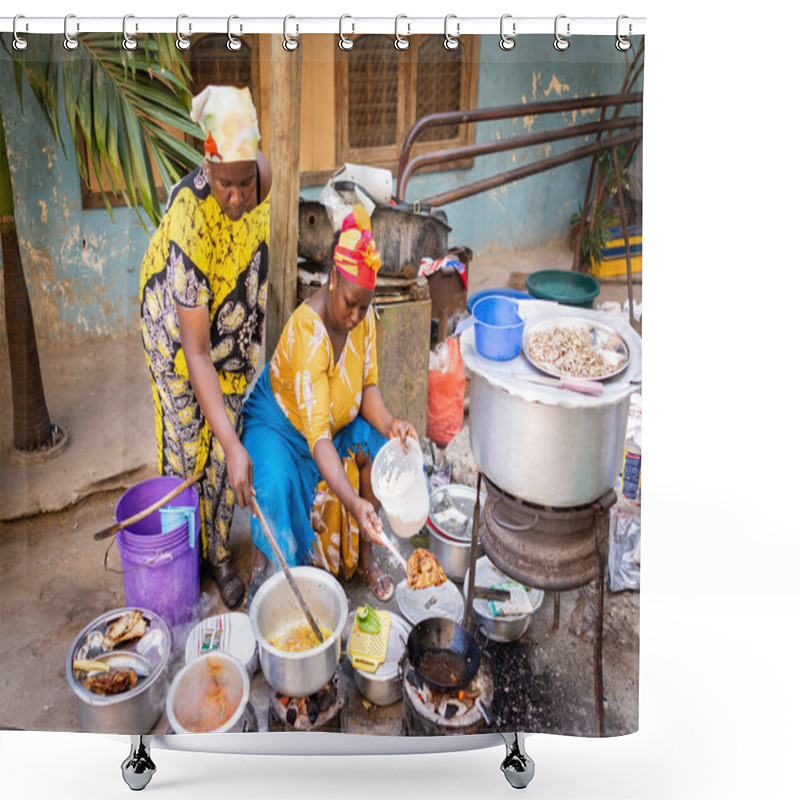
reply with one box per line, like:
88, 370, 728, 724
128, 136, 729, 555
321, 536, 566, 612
464, 472, 612, 751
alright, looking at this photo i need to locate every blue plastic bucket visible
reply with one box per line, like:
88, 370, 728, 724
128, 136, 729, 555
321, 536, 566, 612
472, 296, 524, 360
114, 477, 201, 632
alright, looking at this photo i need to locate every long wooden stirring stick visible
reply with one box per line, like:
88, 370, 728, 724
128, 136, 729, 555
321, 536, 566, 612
250, 494, 325, 645
93, 472, 203, 541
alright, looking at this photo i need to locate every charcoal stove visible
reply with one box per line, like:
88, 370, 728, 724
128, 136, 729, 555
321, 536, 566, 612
463, 473, 613, 736
267, 668, 345, 732
402, 660, 493, 736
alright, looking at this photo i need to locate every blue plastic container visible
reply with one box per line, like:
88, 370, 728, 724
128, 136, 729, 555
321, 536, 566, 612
472, 296, 524, 360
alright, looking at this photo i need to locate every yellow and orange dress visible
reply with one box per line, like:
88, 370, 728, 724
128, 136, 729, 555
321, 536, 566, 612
242, 303, 387, 577
139, 167, 269, 566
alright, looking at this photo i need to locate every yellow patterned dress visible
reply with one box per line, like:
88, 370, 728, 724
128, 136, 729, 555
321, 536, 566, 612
139, 167, 269, 566
242, 303, 386, 577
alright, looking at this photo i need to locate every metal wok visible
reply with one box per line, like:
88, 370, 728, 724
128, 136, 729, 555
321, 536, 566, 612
406, 617, 481, 692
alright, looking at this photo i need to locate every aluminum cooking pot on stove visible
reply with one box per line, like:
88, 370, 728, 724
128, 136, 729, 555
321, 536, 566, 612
461, 303, 642, 507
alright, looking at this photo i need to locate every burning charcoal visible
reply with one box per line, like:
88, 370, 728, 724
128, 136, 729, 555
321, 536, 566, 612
444, 703, 459, 719
286, 707, 297, 726
307, 700, 320, 725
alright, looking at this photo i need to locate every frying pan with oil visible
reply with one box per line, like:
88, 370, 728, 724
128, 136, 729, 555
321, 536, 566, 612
406, 617, 481, 692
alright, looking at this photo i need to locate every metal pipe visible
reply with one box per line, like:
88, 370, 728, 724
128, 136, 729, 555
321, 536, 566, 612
398, 92, 643, 181
420, 130, 639, 208
611, 147, 636, 327
397, 114, 641, 201
571, 106, 608, 272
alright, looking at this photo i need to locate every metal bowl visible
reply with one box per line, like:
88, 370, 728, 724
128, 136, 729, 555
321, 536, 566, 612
66, 607, 171, 733
463, 558, 545, 643
166, 652, 250, 733
427, 484, 486, 582
249, 566, 348, 697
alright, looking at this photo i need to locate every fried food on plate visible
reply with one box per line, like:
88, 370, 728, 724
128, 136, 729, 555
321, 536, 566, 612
102, 610, 146, 650
407, 548, 447, 590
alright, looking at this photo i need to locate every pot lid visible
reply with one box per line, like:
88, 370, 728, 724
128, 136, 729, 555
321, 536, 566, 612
184, 613, 258, 674
461, 299, 642, 409
396, 579, 465, 626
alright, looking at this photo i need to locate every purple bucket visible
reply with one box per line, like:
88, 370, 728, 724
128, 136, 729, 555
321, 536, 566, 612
114, 477, 201, 634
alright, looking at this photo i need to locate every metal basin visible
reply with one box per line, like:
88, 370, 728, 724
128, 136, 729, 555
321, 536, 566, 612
66, 608, 171, 733
249, 567, 348, 697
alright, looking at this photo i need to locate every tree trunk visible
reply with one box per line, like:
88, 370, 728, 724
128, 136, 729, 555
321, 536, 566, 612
1, 108, 55, 452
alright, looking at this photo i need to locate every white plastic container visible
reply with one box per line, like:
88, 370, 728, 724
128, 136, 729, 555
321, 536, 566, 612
372, 438, 430, 538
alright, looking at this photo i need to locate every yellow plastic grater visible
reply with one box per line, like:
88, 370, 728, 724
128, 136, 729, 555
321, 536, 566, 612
347, 610, 392, 673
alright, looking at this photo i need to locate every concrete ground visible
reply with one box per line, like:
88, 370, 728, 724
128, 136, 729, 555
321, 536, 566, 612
0, 245, 641, 737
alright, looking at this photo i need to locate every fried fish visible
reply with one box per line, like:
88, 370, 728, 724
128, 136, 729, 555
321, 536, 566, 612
102, 610, 146, 650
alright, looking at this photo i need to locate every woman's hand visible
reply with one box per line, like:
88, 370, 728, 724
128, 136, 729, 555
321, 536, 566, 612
225, 439, 255, 509
353, 497, 385, 545
388, 418, 419, 450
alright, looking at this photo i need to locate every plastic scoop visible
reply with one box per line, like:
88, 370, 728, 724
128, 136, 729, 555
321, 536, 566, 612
159, 506, 197, 548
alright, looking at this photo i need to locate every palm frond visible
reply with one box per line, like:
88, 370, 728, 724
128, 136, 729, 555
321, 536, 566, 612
4, 32, 202, 229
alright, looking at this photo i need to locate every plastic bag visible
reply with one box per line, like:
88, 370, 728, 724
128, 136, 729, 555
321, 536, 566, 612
426, 337, 465, 446
608, 504, 641, 592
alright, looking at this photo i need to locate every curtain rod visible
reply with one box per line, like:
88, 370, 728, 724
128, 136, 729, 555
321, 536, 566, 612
1, 15, 646, 38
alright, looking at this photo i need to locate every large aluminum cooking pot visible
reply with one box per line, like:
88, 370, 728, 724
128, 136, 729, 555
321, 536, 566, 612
66, 607, 171, 733
461, 303, 642, 507
249, 566, 348, 697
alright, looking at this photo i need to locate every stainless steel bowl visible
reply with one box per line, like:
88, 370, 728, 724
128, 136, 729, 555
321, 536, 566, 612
428, 526, 482, 583
66, 607, 171, 733
249, 566, 348, 697
427, 484, 486, 582
463, 558, 545, 643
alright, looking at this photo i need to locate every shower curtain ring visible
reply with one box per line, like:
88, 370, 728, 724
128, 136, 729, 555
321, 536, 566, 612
554, 14, 570, 51
227, 16, 242, 51
122, 15, 138, 51
176, 14, 192, 50
283, 16, 299, 51
443, 14, 460, 51
339, 15, 354, 50
12, 15, 28, 51
616, 15, 632, 51
499, 14, 516, 50
395, 15, 410, 50
64, 14, 79, 51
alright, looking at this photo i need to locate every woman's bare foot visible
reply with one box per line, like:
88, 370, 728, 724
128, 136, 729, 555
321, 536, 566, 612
357, 555, 394, 602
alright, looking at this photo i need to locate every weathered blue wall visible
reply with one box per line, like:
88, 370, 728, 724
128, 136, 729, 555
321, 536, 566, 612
1, 35, 641, 354
0, 55, 153, 358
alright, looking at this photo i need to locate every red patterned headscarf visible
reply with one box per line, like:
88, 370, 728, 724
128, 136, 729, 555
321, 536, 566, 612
333, 205, 381, 290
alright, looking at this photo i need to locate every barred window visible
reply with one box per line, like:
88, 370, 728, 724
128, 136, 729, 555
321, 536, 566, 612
333, 35, 479, 175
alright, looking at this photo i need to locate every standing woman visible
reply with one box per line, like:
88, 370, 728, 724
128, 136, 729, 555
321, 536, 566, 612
139, 86, 272, 609
242, 205, 418, 602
